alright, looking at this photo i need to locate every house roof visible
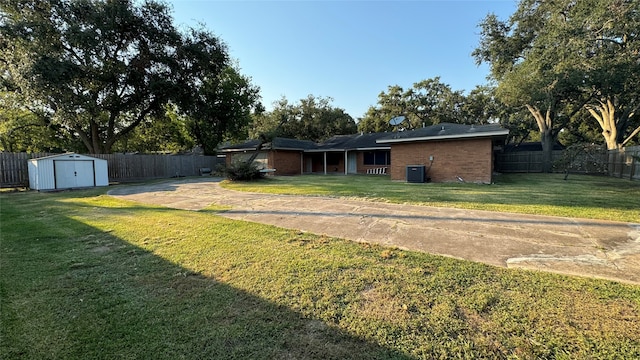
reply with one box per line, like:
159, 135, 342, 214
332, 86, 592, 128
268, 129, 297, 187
221, 125, 504, 153
309, 132, 393, 152
220, 137, 317, 152
376, 123, 509, 144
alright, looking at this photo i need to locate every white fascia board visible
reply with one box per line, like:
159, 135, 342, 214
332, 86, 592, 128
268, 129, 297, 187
219, 147, 258, 152
304, 149, 346, 153
272, 147, 306, 151
376, 130, 509, 144
305, 147, 390, 152
354, 147, 391, 151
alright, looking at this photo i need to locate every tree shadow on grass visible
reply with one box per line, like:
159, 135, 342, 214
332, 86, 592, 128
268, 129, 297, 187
1, 199, 412, 360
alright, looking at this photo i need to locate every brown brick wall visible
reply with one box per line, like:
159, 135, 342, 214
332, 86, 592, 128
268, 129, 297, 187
355, 152, 389, 174
390, 138, 493, 183
272, 150, 302, 175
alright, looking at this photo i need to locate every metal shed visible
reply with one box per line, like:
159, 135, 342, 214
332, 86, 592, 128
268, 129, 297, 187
28, 153, 109, 191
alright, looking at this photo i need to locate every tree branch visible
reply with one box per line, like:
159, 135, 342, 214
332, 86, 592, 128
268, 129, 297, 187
622, 125, 640, 147
525, 104, 546, 132
60, 43, 86, 66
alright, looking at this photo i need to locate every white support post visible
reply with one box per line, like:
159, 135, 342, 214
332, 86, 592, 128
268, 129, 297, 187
323, 152, 327, 175
344, 151, 348, 175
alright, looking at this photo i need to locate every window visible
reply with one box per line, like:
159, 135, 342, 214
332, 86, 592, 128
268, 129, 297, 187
363, 151, 390, 165
326, 153, 341, 165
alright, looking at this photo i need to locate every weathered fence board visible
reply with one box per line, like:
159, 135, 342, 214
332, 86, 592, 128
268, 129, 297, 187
0, 152, 224, 188
495, 151, 563, 173
608, 146, 640, 181
496, 146, 639, 181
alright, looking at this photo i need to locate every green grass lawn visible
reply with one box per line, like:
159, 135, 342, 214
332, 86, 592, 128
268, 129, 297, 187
2, 188, 639, 359
221, 173, 640, 223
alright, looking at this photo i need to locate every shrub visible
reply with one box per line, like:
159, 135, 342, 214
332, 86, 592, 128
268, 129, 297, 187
224, 161, 264, 181
213, 163, 227, 177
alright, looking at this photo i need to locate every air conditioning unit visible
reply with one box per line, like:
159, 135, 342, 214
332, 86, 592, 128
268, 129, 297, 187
406, 165, 425, 183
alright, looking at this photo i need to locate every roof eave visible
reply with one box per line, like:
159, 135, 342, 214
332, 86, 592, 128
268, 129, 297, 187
305, 148, 346, 153
220, 147, 261, 152
376, 130, 510, 144
273, 147, 307, 151
354, 146, 391, 151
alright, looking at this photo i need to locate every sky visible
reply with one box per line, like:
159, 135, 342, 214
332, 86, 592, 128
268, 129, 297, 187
167, 0, 519, 120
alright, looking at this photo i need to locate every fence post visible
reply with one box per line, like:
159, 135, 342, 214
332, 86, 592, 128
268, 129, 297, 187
619, 150, 624, 178
630, 149, 637, 181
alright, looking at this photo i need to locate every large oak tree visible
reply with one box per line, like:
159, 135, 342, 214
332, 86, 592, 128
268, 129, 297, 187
1, 0, 256, 154
573, 0, 640, 149
183, 66, 261, 155
474, 0, 639, 170
474, 1, 593, 172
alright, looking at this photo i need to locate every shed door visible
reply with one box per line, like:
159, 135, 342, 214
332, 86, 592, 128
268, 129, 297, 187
54, 160, 95, 189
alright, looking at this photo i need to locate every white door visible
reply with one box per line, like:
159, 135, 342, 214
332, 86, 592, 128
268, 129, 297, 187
348, 152, 357, 174
54, 160, 95, 189
74, 161, 96, 187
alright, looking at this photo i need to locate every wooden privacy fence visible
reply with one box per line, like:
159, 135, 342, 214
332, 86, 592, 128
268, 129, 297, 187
608, 146, 640, 181
496, 146, 639, 181
0, 152, 224, 188
495, 150, 564, 173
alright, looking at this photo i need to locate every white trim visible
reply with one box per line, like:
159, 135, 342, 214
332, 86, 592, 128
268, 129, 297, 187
273, 147, 307, 151
305, 146, 390, 152
376, 130, 509, 144
220, 147, 258, 152
344, 151, 348, 175
221, 146, 308, 152
305, 148, 345, 153
355, 147, 391, 151
323, 152, 327, 175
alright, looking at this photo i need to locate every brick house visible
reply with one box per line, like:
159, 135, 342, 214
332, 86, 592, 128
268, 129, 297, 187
221, 123, 508, 182
220, 137, 316, 175
376, 123, 509, 183
303, 132, 393, 174
221, 133, 394, 175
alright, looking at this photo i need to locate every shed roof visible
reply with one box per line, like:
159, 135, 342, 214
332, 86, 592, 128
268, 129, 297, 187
29, 153, 107, 162
376, 123, 509, 144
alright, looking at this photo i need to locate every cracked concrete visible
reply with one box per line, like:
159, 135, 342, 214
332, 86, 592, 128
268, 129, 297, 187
108, 177, 640, 285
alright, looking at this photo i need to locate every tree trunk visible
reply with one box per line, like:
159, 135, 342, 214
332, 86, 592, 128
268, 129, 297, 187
586, 99, 619, 150
75, 124, 96, 154
540, 129, 554, 173
91, 122, 104, 154
525, 104, 555, 173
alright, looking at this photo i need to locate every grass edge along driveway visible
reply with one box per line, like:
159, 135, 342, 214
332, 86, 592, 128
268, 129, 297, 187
221, 173, 640, 223
2, 186, 640, 359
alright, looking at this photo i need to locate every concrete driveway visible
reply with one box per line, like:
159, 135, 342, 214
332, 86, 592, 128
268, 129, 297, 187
108, 177, 640, 285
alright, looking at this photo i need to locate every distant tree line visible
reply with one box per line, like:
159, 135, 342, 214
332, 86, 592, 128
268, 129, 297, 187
1, 0, 638, 167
